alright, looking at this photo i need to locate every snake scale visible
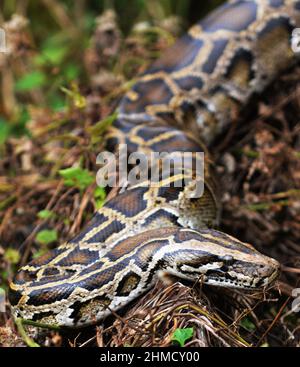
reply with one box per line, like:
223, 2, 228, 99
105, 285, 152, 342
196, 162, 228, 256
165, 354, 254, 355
9, 0, 300, 328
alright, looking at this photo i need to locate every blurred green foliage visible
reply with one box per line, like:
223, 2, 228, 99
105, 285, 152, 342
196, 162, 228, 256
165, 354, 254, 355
59, 167, 94, 191
35, 229, 58, 245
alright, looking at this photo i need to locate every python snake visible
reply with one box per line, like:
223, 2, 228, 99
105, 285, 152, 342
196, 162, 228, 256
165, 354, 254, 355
9, 0, 300, 327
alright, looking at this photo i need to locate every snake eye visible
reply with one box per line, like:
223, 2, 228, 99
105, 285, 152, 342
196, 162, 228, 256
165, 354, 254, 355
220, 255, 234, 265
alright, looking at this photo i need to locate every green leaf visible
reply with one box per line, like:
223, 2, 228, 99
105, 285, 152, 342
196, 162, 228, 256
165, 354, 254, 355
171, 327, 194, 347
32, 248, 48, 259
0, 120, 10, 145
1, 271, 8, 284
42, 46, 67, 65
49, 95, 66, 111
94, 186, 106, 209
240, 317, 256, 331
15, 71, 47, 91
59, 167, 94, 191
63, 218, 70, 226
65, 64, 80, 81
35, 44, 68, 66
37, 210, 55, 220
36, 229, 58, 245
4, 248, 21, 264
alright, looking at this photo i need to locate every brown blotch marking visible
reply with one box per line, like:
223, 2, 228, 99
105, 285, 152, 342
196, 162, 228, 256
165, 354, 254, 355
175, 75, 204, 91
201, 1, 257, 32
140, 79, 174, 105
196, 229, 258, 255
136, 124, 173, 141
109, 227, 177, 260
134, 239, 171, 267
79, 264, 121, 292
105, 186, 148, 217
150, 133, 202, 153
143, 210, 179, 230
26, 248, 64, 268
175, 229, 200, 243
77, 259, 106, 277
116, 272, 141, 296
157, 185, 183, 202
27, 284, 70, 306
256, 17, 294, 77
70, 296, 111, 324
147, 34, 203, 73
107, 232, 154, 260
87, 219, 126, 244
224, 49, 254, 88
178, 183, 218, 228
42, 267, 61, 277
209, 89, 240, 121
268, 0, 283, 8
56, 249, 99, 267
202, 39, 228, 74
70, 212, 108, 243
121, 79, 174, 114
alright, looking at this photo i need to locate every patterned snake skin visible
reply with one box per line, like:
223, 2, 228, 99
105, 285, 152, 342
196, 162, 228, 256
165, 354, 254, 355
9, 0, 300, 327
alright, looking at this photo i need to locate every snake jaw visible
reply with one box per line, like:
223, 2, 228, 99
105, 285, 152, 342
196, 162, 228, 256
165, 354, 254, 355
202, 258, 280, 289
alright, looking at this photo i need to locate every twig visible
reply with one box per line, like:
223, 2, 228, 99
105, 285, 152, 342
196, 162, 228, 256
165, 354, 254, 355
21, 318, 61, 331
14, 318, 40, 347
255, 297, 290, 347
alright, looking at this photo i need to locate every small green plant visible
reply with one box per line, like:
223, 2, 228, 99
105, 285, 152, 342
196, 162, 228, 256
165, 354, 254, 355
15, 71, 47, 91
240, 317, 256, 331
35, 229, 58, 245
37, 209, 56, 220
32, 249, 48, 259
4, 248, 21, 265
59, 167, 94, 191
171, 327, 194, 347
94, 186, 106, 209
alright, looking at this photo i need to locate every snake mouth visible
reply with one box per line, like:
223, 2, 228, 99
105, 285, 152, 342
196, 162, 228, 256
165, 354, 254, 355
204, 263, 280, 289
203, 270, 256, 289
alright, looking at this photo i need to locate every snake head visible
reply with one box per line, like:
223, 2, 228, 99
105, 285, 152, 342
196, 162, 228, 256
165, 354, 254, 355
166, 228, 280, 289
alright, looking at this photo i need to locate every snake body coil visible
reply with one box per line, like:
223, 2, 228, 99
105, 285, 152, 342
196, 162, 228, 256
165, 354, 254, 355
9, 0, 300, 327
